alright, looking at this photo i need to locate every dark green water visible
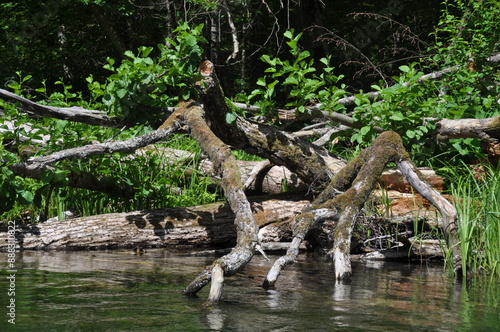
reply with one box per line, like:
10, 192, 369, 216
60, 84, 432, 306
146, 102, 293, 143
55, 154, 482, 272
1, 249, 498, 331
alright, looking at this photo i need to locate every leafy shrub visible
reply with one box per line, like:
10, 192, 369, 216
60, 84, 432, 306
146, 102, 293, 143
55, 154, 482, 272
91, 23, 206, 123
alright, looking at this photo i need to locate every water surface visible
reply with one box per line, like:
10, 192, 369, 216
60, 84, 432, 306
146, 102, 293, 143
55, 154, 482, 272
1, 249, 498, 331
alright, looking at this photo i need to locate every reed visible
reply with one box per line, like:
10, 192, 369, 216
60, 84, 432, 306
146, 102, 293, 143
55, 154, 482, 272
448, 164, 500, 278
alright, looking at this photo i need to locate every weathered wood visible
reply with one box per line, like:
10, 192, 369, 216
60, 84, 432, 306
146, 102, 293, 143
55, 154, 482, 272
207, 264, 224, 303
197, 60, 346, 189
397, 160, 461, 272
178, 100, 261, 296
10, 124, 180, 175
7, 123, 181, 197
437, 116, 500, 142
0, 195, 309, 251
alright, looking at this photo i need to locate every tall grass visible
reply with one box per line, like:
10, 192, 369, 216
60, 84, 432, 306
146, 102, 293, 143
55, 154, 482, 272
447, 164, 500, 278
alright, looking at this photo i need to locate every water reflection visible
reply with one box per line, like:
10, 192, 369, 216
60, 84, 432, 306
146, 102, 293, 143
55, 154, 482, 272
0, 250, 498, 331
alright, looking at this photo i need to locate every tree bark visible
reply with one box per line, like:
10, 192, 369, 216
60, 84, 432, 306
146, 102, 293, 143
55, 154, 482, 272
436, 116, 500, 142
159, 101, 261, 302
197, 61, 346, 189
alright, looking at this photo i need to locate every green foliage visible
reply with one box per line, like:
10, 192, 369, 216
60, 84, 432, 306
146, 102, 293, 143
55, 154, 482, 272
0, 23, 216, 222
239, 30, 346, 118
92, 23, 206, 122
351, 64, 433, 147
62, 141, 219, 216
238, 1, 499, 165
0, 166, 33, 213
431, 0, 500, 68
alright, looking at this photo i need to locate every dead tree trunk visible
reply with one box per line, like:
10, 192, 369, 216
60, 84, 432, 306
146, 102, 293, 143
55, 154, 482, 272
158, 101, 260, 304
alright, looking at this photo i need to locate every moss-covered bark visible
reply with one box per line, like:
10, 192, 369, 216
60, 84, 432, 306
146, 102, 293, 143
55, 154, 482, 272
178, 101, 258, 302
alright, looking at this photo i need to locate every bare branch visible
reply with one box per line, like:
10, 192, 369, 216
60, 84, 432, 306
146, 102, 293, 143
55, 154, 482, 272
9, 123, 180, 175
181, 101, 259, 301
222, 0, 239, 62
0, 88, 121, 127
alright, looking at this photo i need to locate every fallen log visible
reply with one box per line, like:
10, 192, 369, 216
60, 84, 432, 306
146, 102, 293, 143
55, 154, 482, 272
0, 195, 309, 251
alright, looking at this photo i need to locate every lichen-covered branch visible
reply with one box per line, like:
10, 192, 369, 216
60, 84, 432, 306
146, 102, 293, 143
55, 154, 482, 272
9, 124, 180, 177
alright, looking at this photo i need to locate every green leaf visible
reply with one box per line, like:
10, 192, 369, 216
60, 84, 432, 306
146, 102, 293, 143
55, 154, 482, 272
360, 126, 371, 136
296, 50, 311, 62
284, 76, 299, 85
389, 112, 404, 121
40, 170, 53, 183
116, 89, 128, 99
124, 50, 135, 58
283, 30, 294, 39
225, 112, 237, 124
184, 34, 197, 46
20, 191, 33, 204
399, 65, 410, 73
260, 54, 275, 66
53, 170, 67, 182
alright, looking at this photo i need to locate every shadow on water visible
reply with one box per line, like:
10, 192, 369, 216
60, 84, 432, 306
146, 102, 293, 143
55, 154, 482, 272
0, 249, 498, 331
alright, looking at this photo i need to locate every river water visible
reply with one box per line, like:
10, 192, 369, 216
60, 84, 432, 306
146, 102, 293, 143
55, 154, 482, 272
0, 249, 498, 331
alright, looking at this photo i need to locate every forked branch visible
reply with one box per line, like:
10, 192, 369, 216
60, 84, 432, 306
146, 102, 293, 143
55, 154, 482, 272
264, 131, 461, 287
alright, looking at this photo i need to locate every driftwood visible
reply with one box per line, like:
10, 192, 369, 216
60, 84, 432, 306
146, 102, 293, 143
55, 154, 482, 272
0, 195, 309, 251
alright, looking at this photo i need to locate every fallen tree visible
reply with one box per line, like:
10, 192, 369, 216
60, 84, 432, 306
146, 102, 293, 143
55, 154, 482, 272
160, 61, 462, 300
